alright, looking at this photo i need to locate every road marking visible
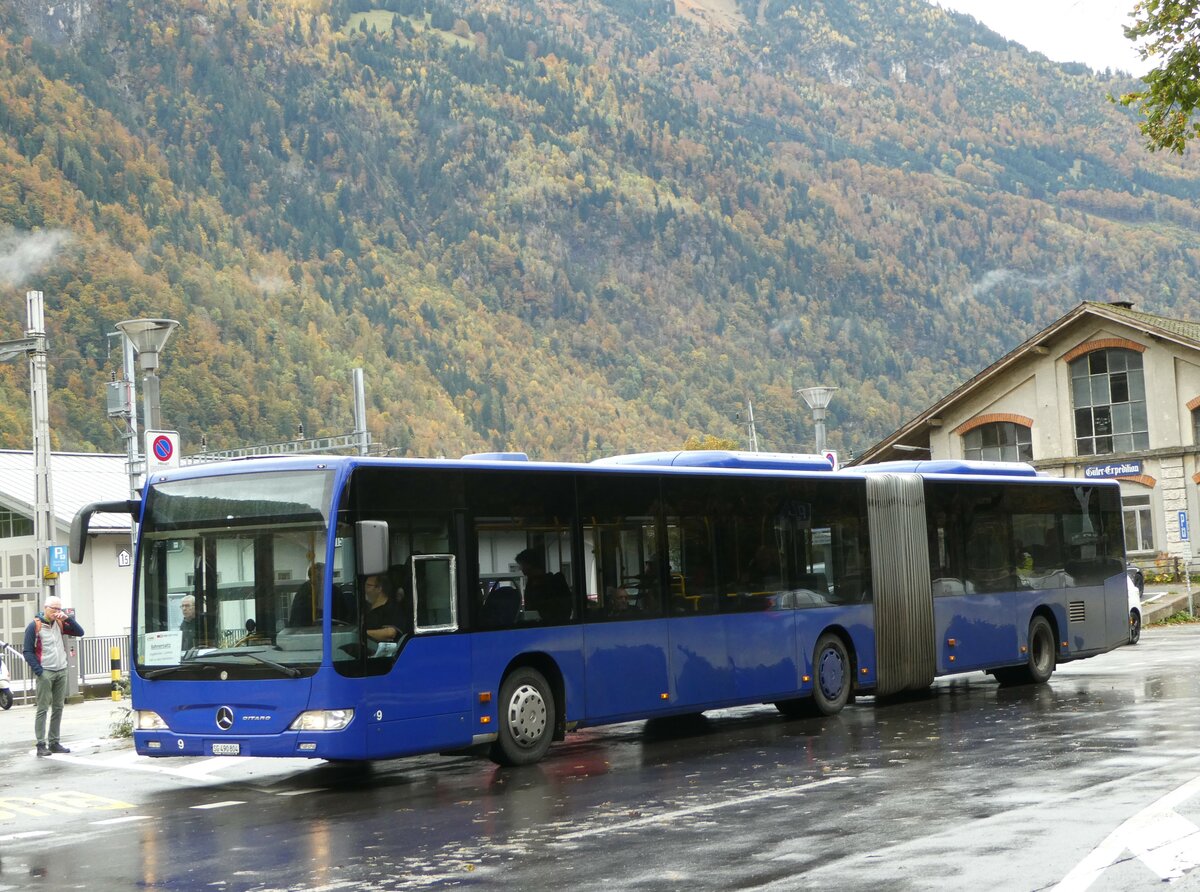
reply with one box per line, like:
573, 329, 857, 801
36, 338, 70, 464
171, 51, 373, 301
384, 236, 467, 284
0, 830, 54, 843
560, 776, 852, 841
1054, 774, 1200, 889
191, 800, 245, 810
50, 750, 272, 781
92, 815, 152, 826
0, 790, 135, 821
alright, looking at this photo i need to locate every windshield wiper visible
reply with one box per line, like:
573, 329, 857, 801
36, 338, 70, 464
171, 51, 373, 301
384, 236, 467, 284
142, 652, 301, 679
143, 663, 189, 679
242, 651, 302, 678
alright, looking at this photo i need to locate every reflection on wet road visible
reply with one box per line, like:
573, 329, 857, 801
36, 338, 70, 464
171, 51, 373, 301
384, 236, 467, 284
3, 626, 1200, 891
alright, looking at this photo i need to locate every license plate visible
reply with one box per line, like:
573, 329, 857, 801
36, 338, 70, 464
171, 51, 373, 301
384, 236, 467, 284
212, 743, 240, 756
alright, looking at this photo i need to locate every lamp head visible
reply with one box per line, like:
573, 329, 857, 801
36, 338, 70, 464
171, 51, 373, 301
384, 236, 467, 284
797, 385, 837, 410
116, 319, 179, 371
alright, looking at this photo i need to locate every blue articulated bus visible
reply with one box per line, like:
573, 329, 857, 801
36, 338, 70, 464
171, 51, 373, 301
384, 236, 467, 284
71, 451, 1131, 766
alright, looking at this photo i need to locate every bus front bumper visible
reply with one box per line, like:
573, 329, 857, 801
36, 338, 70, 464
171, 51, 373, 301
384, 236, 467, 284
133, 727, 362, 760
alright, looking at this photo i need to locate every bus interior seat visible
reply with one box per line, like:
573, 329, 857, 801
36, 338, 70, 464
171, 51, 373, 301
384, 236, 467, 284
480, 585, 521, 628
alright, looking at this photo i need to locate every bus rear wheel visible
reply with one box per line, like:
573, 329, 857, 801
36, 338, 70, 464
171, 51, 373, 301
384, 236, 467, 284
997, 615, 1056, 686
490, 667, 555, 767
812, 632, 851, 715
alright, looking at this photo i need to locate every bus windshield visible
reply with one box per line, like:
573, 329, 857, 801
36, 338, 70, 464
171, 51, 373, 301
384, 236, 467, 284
134, 470, 345, 678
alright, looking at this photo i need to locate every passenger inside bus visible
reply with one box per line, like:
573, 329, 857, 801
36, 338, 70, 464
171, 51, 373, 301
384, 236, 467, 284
607, 586, 637, 616
287, 564, 354, 627
287, 563, 326, 626
179, 595, 197, 651
515, 548, 573, 623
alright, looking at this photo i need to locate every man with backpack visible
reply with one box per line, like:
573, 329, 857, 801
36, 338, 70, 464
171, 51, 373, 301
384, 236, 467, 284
22, 596, 84, 757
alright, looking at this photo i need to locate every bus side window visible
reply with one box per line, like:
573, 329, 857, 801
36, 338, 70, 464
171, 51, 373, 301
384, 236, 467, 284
413, 555, 457, 631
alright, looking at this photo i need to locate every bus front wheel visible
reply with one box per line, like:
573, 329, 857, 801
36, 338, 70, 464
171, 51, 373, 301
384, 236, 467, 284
812, 632, 851, 715
491, 667, 555, 766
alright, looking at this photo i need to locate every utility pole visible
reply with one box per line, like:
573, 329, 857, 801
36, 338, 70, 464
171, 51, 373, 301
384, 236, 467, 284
746, 400, 760, 452
26, 292, 54, 606
353, 367, 370, 456
0, 292, 56, 607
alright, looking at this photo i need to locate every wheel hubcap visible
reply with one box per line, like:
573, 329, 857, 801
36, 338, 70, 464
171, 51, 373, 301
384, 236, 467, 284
506, 683, 547, 748
817, 647, 845, 700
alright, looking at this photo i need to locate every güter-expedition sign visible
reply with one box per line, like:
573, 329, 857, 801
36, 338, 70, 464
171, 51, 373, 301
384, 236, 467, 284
1083, 460, 1142, 479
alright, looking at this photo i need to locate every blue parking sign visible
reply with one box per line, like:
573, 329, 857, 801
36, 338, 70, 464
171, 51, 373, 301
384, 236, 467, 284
49, 545, 69, 573
1180, 511, 1190, 542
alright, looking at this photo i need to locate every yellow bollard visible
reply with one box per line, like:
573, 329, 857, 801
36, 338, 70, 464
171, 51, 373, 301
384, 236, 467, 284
111, 646, 122, 701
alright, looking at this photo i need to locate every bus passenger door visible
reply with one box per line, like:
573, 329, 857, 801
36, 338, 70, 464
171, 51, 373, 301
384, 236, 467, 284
365, 554, 472, 758
580, 510, 673, 722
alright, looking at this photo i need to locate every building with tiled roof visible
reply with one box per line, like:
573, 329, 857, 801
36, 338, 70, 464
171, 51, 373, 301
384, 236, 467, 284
855, 301, 1200, 569
0, 451, 134, 646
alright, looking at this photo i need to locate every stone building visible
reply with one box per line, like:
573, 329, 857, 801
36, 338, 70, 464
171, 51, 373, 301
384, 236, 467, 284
856, 301, 1200, 568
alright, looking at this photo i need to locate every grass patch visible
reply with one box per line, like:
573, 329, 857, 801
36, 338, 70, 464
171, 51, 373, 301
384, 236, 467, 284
346, 11, 474, 48
107, 676, 133, 738
1151, 610, 1200, 626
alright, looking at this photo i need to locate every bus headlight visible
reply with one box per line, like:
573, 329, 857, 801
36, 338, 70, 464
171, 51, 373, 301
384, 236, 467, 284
289, 709, 354, 731
135, 710, 169, 731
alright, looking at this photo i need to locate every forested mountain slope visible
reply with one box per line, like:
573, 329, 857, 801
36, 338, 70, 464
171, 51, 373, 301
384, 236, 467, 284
0, 0, 1196, 460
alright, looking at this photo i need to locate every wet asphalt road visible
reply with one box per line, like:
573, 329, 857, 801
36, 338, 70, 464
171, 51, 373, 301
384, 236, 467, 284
3, 625, 1200, 891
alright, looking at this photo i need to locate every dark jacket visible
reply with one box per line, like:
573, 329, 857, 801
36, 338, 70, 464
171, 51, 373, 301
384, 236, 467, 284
23, 611, 85, 676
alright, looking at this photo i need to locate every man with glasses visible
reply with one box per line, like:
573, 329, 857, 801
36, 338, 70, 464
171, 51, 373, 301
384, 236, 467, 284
22, 596, 85, 757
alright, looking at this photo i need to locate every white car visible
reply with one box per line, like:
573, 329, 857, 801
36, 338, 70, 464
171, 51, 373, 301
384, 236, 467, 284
1128, 576, 1143, 645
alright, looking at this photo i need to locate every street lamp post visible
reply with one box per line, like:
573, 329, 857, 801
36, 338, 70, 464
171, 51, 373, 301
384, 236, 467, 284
797, 385, 838, 454
115, 318, 179, 435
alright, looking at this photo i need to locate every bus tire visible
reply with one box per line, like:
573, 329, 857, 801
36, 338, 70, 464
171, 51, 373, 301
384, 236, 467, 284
1129, 608, 1142, 645
491, 667, 555, 767
999, 616, 1056, 686
812, 632, 851, 715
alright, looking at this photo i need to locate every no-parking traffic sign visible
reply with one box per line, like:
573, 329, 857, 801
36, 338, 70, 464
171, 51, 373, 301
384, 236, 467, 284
146, 430, 181, 470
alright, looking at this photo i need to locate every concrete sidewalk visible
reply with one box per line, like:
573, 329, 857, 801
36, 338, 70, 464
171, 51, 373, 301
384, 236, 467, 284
1142, 582, 1200, 624
0, 695, 132, 758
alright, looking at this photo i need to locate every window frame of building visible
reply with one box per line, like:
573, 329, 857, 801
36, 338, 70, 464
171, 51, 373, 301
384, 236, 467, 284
1122, 494, 1154, 554
1070, 348, 1149, 457
962, 421, 1033, 463
0, 508, 33, 539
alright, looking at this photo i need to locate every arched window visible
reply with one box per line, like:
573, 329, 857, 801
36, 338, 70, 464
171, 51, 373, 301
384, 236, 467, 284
1070, 348, 1148, 456
962, 422, 1032, 462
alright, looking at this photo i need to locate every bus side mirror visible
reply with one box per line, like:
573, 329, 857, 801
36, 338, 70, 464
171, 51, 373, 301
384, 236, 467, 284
70, 499, 140, 564
356, 520, 390, 577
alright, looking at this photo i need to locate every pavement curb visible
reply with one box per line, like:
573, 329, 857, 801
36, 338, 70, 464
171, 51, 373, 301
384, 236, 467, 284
1143, 587, 1198, 625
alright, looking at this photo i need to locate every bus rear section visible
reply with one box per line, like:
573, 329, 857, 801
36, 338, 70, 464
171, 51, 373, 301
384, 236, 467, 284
862, 466, 1129, 692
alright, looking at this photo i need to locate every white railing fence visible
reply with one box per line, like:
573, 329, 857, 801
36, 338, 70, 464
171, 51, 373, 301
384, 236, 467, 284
0, 635, 130, 706
79, 635, 130, 684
